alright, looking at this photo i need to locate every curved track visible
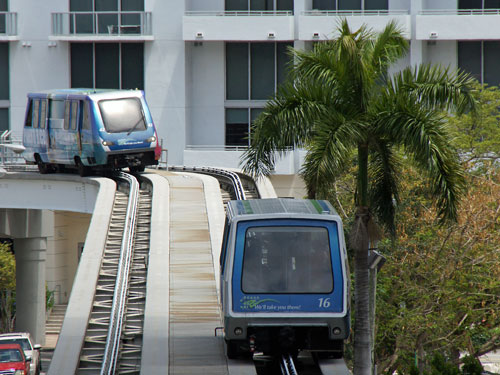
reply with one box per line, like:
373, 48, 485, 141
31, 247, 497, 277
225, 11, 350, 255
37, 166, 348, 375
47, 172, 153, 375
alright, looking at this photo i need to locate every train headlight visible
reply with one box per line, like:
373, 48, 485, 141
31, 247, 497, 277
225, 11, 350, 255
332, 327, 342, 335
102, 140, 115, 146
234, 327, 243, 336
146, 136, 156, 143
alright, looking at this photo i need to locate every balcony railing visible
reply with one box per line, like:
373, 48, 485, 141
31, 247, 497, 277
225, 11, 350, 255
51, 11, 152, 36
0, 12, 17, 36
185, 10, 292, 16
302, 9, 409, 16
420, 9, 500, 15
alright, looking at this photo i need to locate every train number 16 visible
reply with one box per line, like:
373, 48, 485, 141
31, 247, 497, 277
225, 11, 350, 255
318, 298, 331, 308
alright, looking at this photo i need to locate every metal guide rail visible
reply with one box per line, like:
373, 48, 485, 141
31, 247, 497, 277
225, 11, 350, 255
167, 165, 248, 200
76, 172, 151, 375
280, 354, 299, 375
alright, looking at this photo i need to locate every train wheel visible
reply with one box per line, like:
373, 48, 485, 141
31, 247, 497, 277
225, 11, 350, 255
35, 155, 48, 174
129, 165, 145, 173
226, 341, 240, 359
76, 158, 90, 177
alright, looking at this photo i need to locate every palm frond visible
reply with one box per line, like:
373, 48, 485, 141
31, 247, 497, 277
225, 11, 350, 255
369, 20, 409, 76
375, 96, 466, 223
300, 115, 362, 197
240, 82, 332, 177
391, 64, 478, 114
367, 141, 401, 235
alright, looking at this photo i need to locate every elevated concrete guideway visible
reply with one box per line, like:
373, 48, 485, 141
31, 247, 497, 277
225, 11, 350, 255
0, 172, 116, 346
1, 169, 267, 374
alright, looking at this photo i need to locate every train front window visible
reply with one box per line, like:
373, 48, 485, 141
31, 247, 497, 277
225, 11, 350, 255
98, 97, 147, 134
241, 226, 333, 294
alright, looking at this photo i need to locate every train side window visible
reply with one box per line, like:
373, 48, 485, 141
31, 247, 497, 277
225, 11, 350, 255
24, 100, 33, 127
220, 218, 231, 270
64, 101, 71, 130
50, 100, 65, 129
82, 101, 91, 130
40, 100, 47, 129
32, 100, 40, 129
70, 101, 78, 130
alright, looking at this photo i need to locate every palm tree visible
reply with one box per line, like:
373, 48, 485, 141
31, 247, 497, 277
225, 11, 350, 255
241, 20, 476, 375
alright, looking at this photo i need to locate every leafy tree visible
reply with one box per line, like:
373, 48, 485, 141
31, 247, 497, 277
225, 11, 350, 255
0, 241, 15, 333
447, 82, 500, 165
461, 355, 483, 375
0, 242, 15, 291
241, 19, 476, 375
375, 162, 500, 374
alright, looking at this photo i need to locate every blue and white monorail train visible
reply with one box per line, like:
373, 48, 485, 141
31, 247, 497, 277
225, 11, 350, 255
220, 198, 351, 359
22, 89, 160, 176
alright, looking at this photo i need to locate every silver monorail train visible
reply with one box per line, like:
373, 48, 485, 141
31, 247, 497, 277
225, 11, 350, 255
220, 199, 351, 358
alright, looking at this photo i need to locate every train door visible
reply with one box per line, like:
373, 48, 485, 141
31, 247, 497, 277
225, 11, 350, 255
220, 217, 231, 306
47, 99, 65, 161
78, 100, 93, 159
64, 100, 80, 160
38, 99, 49, 160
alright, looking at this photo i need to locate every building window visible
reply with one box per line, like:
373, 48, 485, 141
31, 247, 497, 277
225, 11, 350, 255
70, 0, 144, 34
459, 0, 500, 9
312, 0, 388, 10
225, 42, 291, 146
458, 41, 500, 86
226, 0, 293, 11
225, 108, 264, 146
0, 0, 7, 34
70, 43, 144, 89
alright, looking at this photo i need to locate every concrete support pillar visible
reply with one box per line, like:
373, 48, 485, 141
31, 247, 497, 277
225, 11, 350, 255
410, 0, 424, 67
14, 237, 47, 346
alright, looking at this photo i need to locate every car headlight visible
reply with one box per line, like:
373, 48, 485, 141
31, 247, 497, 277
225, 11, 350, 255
102, 140, 115, 146
14, 370, 25, 375
146, 136, 156, 143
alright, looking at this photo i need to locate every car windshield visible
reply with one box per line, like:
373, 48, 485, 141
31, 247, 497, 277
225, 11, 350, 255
241, 226, 333, 294
0, 339, 31, 351
98, 97, 147, 134
0, 349, 23, 362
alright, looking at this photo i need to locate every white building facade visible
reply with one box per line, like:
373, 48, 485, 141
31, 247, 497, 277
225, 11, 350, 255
1, 0, 498, 174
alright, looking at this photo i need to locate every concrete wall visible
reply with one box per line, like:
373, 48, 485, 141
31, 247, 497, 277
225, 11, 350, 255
186, 41, 225, 146
9, 0, 69, 136
269, 174, 307, 198
47, 211, 91, 305
145, 0, 187, 166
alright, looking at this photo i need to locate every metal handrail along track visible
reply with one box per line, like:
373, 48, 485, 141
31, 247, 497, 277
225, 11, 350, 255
100, 172, 139, 375
168, 165, 246, 200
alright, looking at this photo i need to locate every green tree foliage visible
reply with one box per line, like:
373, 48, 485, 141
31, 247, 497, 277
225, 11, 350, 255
447, 82, 500, 165
0, 242, 15, 333
0, 242, 15, 290
375, 162, 500, 374
241, 19, 476, 375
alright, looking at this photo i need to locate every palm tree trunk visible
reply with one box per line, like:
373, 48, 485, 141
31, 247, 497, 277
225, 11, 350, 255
353, 209, 372, 375
353, 144, 372, 375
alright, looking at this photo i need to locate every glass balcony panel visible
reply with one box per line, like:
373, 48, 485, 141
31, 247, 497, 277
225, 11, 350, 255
71, 13, 94, 34
51, 11, 152, 38
97, 13, 118, 34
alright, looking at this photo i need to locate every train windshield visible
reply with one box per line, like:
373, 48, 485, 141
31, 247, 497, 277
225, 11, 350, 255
98, 97, 147, 134
241, 226, 333, 294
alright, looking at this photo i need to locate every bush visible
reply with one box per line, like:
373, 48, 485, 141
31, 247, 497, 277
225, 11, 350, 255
461, 355, 483, 375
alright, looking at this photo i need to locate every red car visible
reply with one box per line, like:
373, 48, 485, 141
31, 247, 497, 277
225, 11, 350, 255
0, 343, 30, 375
